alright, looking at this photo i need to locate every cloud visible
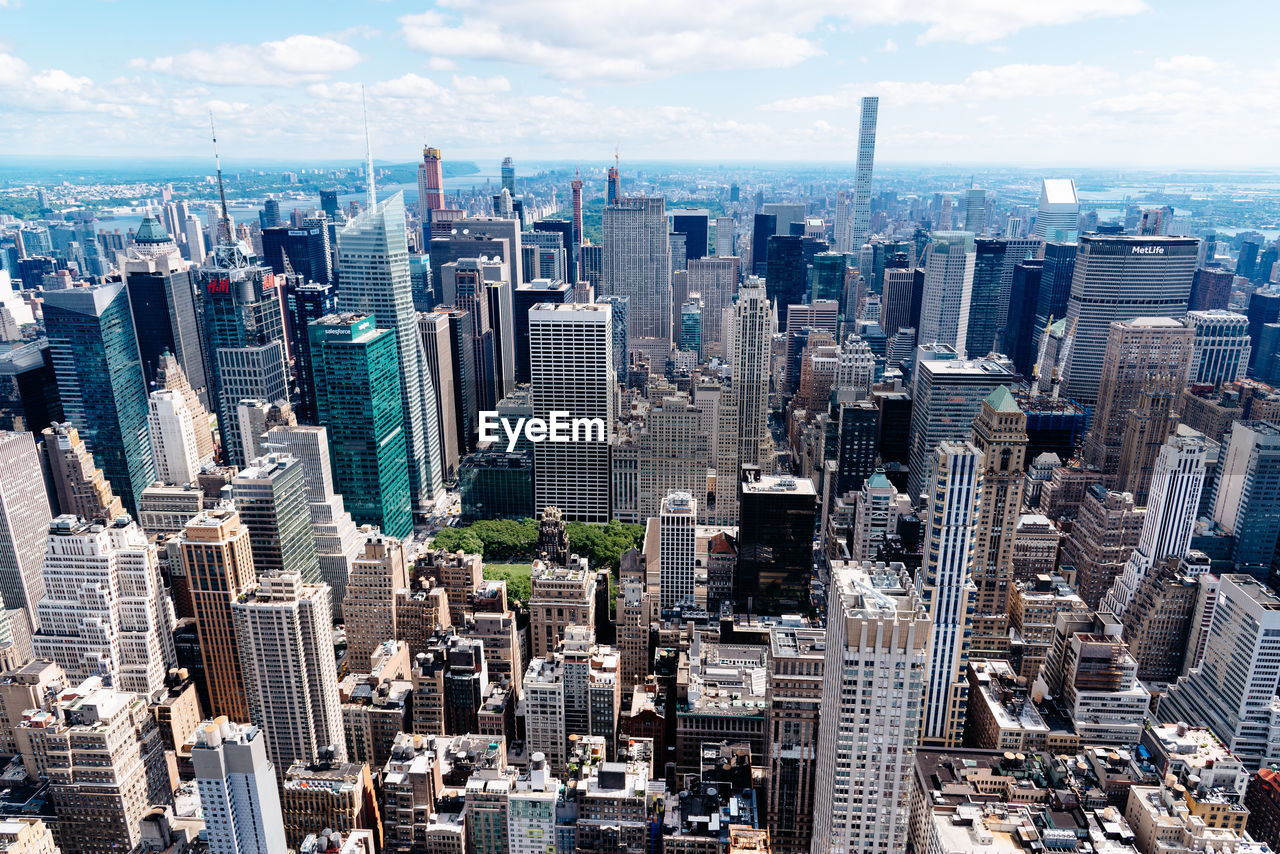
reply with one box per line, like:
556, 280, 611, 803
427, 56, 458, 71
880, 38, 899, 53
1153, 55, 1225, 75
137, 34, 362, 85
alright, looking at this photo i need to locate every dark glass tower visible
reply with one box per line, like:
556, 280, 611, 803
672, 211, 710, 261
964, 238, 1007, 358
285, 280, 337, 424
1000, 260, 1045, 378
43, 282, 154, 513
1035, 242, 1077, 331
751, 213, 776, 277
261, 225, 332, 284
765, 234, 805, 326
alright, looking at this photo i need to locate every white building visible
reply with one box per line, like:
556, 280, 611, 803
714, 217, 734, 258
658, 492, 697, 610
1185, 309, 1251, 386
849, 96, 879, 249
523, 657, 567, 774
148, 389, 207, 485
529, 302, 614, 522
917, 231, 976, 358
1034, 178, 1080, 243
193, 719, 288, 854
508, 753, 559, 854
713, 281, 773, 524
1102, 434, 1207, 619
233, 572, 345, 774
603, 196, 672, 360
0, 431, 51, 631
33, 515, 176, 695
811, 561, 930, 854
919, 441, 981, 747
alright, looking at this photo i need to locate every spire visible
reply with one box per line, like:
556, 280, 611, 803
210, 111, 231, 241
362, 85, 376, 210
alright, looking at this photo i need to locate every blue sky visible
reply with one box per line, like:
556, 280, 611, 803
0, 0, 1276, 167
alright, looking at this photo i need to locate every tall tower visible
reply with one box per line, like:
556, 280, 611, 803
713, 281, 772, 524
501, 156, 515, 195
687, 256, 739, 358
766, 626, 825, 854
917, 231, 976, 357
607, 166, 620, 206
602, 196, 672, 361
968, 387, 1027, 656
0, 431, 51, 631
529, 303, 614, 522
1102, 434, 1207, 619
40, 423, 125, 523
337, 192, 444, 513
233, 572, 344, 772
193, 720, 288, 854
919, 441, 981, 747
147, 389, 206, 486
231, 455, 319, 583
180, 507, 259, 721
42, 282, 154, 514
417, 146, 445, 217
849, 95, 879, 249
1034, 178, 1080, 242
658, 492, 697, 610
571, 174, 584, 267
1185, 309, 1251, 386
811, 562, 930, 854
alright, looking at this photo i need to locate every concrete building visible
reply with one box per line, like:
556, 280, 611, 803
1034, 178, 1080, 242
524, 656, 567, 773
603, 196, 672, 359
147, 389, 209, 486
192, 719, 287, 854
766, 626, 825, 854
232, 454, 320, 583
1185, 310, 1251, 386
0, 431, 51, 632
530, 558, 596, 659
41, 422, 124, 523
917, 232, 976, 357
343, 531, 410, 668
658, 492, 697, 610
281, 757, 379, 851
713, 280, 772, 524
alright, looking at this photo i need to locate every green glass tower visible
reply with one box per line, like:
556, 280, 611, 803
309, 312, 411, 539
42, 282, 154, 514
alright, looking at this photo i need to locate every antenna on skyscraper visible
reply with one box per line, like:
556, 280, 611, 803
209, 111, 230, 238
362, 85, 376, 209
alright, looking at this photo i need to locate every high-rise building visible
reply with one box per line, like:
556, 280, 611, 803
120, 216, 207, 402
524, 656, 567, 772
180, 507, 258, 721
262, 225, 332, 285
999, 259, 1045, 377
657, 492, 697, 610
672, 210, 710, 261
155, 351, 215, 465
917, 231, 976, 356
766, 626, 825, 854
849, 96, 879, 249
529, 303, 614, 522
751, 213, 776, 278
1033, 178, 1080, 242
511, 278, 573, 385
40, 422, 125, 522
1063, 485, 1145, 608
1185, 309, 1251, 386
285, 280, 337, 424
919, 441, 981, 747
309, 313, 411, 538
232, 454, 319, 583
603, 196, 671, 360
42, 282, 154, 513
1081, 317, 1194, 483
193, 719, 288, 854
1210, 421, 1280, 582
714, 216, 734, 257
735, 468, 817, 615
1190, 265, 1234, 312
764, 234, 806, 327
1061, 235, 1198, 404
1163, 574, 1280, 769
337, 192, 443, 515
963, 188, 986, 235
713, 282, 772, 523
811, 561, 929, 854
906, 354, 1017, 501
343, 532, 409, 669
233, 573, 344, 773
1034, 241, 1077, 334
147, 389, 206, 485
530, 559, 596, 660
0, 431, 50, 632
33, 515, 176, 694
1102, 435, 1207, 619
687, 256, 738, 357
417, 146, 445, 218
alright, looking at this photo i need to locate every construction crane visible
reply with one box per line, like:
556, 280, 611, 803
1050, 318, 1077, 401
1029, 315, 1053, 398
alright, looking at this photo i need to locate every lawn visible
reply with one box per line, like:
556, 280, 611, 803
483, 563, 534, 604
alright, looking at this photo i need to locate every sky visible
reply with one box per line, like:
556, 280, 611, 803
0, 0, 1277, 168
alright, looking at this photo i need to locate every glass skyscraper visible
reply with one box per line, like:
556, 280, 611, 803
43, 281, 154, 513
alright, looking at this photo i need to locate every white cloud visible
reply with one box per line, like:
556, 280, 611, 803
137, 34, 362, 85
1153, 55, 1225, 75
880, 38, 899, 53
427, 56, 458, 71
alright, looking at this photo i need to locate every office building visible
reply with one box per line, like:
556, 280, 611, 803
337, 192, 443, 514
262, 224, 332, 285
962, 188, 986, 234
602, 196, 672, 359
343, 532, 410, 669
155, 351, 215, 465
309, 313, 411, 538
1102, 435, 1207, 619
917, 231, 976, 356
193, 719, 288, 854
0, 338, 61, 436
529, 303, 614, 522
906, 355, 1017, 501
1081, 317, 1194, 483
120, 216, 207, 401
41, 422, 125, 522
751, 213, 776, 277
811, 561, 929, 854
713, 282, 772, 523
1063, 485, 1145, 608
179, 507, 259, 721
523, 657, 567, 772
1034, 178, 1079, 242
232, 454, 319, 583
1210, 420, 1280, 581
715, 216, 734, 257
1185, 310, 1250, 386
1061, 235, 1198, 404
735, 469, 817, 615
849, 96, 879, 248
1034, 241, 1077, 333
766, 626, 825, 854
688, 256, 738, 356
657, 492, 697, 610
1163, 574, 1280, 769
919, 442, 980, 748
512, 278, 572, 384
672, 210, 710, 260
0, 431, 50, 632
1190, 265, 1234, 312
233, 572, 344, 772
417, 146, 445, 218
765, 234, 806, 326
147, 389, 207, 485
281, 758, 379, 852
530, 559, 596, 659
43, 282, 154, 513
285, 280, 338, 424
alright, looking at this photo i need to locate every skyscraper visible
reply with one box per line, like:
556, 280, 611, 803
766, 626, 825, 854
714, 216, 734, 257
917, 231, 976, 356
765, 234, 806, 327
811, 561, 929, 854
337, 192, 443, 513
1102, 434, 1206, 619
1034, 178, 1080, 242
529, 303, 614, 522
285, 280, 337, 424
261, 224, 332, 285
501, 156, 515, 195
41, 422, 125, 522
120, 215, 207, 402
147, 389, 207, 485
1034, 241, 1077, 333
736, 469, 817, 615
193, 719, 288, 854
713, 282, 772, 523
849, 96, 879, 249
751, 213, 776, 278
417, 146, 445, 219
602, 196, 672, 361
0, 431, 50, 632
232, 454, 320, 583
1081, 317, 1194, 484
309, 313, 411, 539
233, 572, 344, 772
1210, 421, 1280, 582
963, 187, 986, 234
181, 507, 258, 721
658, 492, 697, 610
1185, 309, 1251, 386
687, 256, 738, 357
919, 441, 981, 747
1061, 235, 1198, 404
43, 282, 154, 513
343, 531, 409, 667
